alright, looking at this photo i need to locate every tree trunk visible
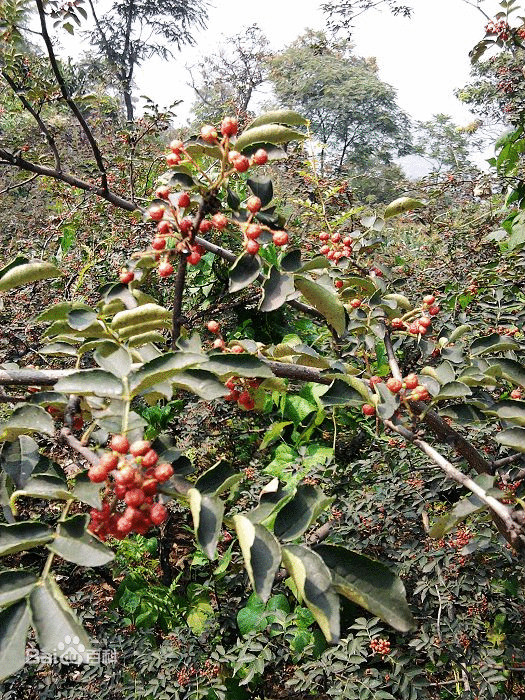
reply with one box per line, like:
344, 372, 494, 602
123, 87, 134, 122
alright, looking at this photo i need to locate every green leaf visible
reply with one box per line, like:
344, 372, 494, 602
237, 594, 267, 636
247, 177, 273, 207
494, 400, 525, 426
496, 427, 525, 453
55, 370, 125, 398
485, 359, 525, 388
429, 475, 496, 538
294, 276, 346, 336
30, 575, 94, 662
433, 381, 472, 401
94, 342, 132, 378
384, 197, 425, 219
234, 515, 281, 603
0, 600, 31, 681
40, 342, 79, 357
72, 471, 103, 509
0, 522, 53, 556
260, 422, 293, 450
281, 545, 340, 644
195, 461, 242, 496
172, 370, 228, 400
0, 435, 40, 488
260, 267, 295, 312
274, 485, 333, 541
168, 167, 196, 189
440, 404, 486, 424
315, 545, 416, 633
321, 378, 365, 407
0, 570, 38, 606
246, 110, 308, 130
188, 489, 224, 560
111, 303, 171, 331
0, 404, 55, 441
202, 353, 274, 379
129, 351, 203, 395
48, 514, 114, 566
229, 253, 262, 293
246, 479, 292, 524
236, 124, 306, 152
12, 473, 71, 502
374, 382, 399, 420
67, 308, 97, 331
0, 258, 62, 292
470, 333, 519, 356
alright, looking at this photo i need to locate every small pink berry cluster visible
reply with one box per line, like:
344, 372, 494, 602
390, 294, 440, 336
485, 19, 511, 41
88, 434, 174, 540
318, 231, 353, 263
224, 376, 260, 411
369, 638, 391, 658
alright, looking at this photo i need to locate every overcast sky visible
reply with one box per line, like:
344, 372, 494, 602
128, 0, 501, 128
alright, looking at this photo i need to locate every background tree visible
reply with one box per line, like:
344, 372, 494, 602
268, 30, 412, 173
413, 113, 481, 173
321, 0, 412, 37
84, 0, 209, 121
188, 23, 270, 125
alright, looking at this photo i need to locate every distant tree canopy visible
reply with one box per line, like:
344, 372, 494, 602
267, 31, 412, 172
84, 0, 209, 121
321, 0, 412, 36
188, 24, 270, 126
414, 114, 481, 173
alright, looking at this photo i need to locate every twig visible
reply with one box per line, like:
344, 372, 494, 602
35, 0, 108, 190
0, 173, 38, 195
59, 427, 99, 467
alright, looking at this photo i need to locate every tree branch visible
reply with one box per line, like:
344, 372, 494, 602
59, 427, 99, 467
1, 70, 62, 171
35, 0, 108, 190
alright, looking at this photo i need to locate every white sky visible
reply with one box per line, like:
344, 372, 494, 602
129, 0, 501, 127
54, 0, 505, 173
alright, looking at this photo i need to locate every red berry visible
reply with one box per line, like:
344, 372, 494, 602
212, 213, 228, 230
166, 152, 181, 166
331, 233, 341, 243
154, 463, 174, 482
391, 318, 405, 330
169, 139, 184, 153
335, 280, 343, 289
246, 224, 262, 240
150, 503, 168, 525
231, 344, 244, 354
119, 270, 134, 284
227, 150, 241, 163
423, 294, 435, 305
142, 449, 159, 468
129, 440, 151, 457
246, 196, 262, 213
155, 185, 170, 199
225, 377, 237, 390
272, 231, 289, 246
225, 389, 240, 401
110, 435, 129, 454
221, 116, 238, 137
245, 239, 260, 255
429, 305, 440, 316
350, 298, 362, 308
207, 320, 220, 334
99, 452, 119, 471
200, 125, 218, 143
369, 376, 382, 386
404, 374, 419, 390
142, 478, 159, 496
199, 219, 213, 233
233, 155, 250, 172
252, 148, 268, 165
213, 338, 226, 350
152, 237, 166, 250
187, 251, 202, 265
362, 404, 376, 416
88, 466, 108, 483
238, 391, 255, 410
319, 232, 330, 241
149, 205, 165, 221
386, 378, 403, 393
157, 220, 173, 235
419, 316, 432, 329
177, 192, 191, 208
116, 517, 133, 535
158, 261, 174, 277
125, 488, 145, 508
510, 389, 522, 399
179, 217, 193, 234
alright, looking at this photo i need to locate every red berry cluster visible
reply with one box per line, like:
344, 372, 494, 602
87, 435, 174, 540
467, 597, 488, 618
389, 294, 440, 337
318, 230, 353, 263
447, 527, 471, 551
224, 376, 260, 411
510, 388, 523, 399
375, 374, 430, 402
485, 19, 511, 41
369, 638, 391, 658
